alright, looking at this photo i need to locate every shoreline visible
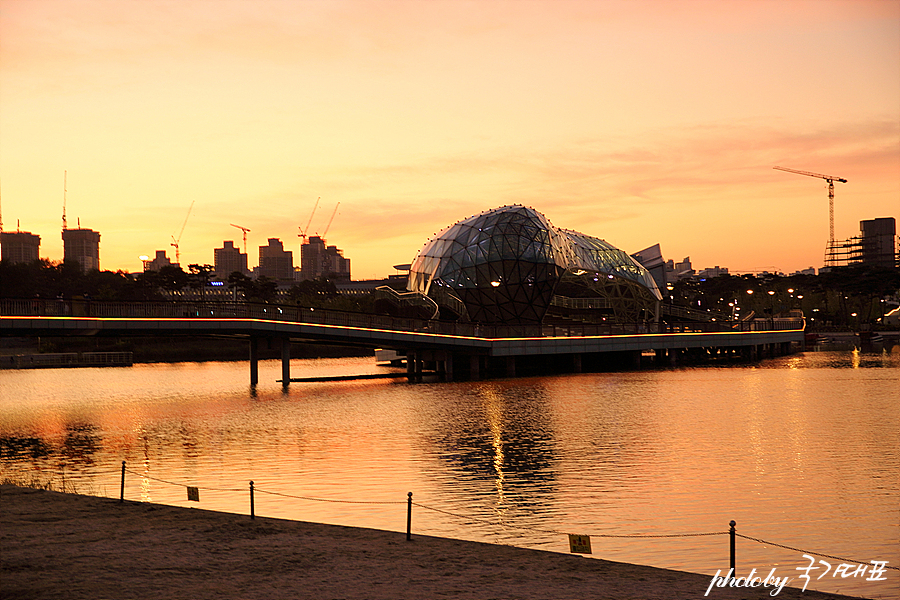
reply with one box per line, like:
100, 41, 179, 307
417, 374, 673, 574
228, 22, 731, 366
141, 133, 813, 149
1, 485, 864, 600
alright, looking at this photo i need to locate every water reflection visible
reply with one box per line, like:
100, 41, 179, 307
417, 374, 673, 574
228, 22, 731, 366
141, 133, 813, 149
0, 355, 897, 598
417, 380, 559, 517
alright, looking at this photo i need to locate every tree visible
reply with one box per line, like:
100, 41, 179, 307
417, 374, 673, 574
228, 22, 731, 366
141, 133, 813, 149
188, 264, 215, 300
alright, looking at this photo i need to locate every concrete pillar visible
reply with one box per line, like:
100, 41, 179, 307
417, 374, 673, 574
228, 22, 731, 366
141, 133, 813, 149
572, 353, 582, 373
444, 354, 454, 382
655, 349, 666, 365
505, 356, 516, 378
281, 337, 291, 386
669, 349, 678, 367
631, 351, 642, 369
407, 350, 416, 383
470, 354, 481, 380
249, 336, 259, 386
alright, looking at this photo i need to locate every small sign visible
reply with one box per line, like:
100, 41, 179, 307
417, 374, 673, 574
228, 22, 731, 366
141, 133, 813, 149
187, 486, 200, 502
568, 534, 592, 554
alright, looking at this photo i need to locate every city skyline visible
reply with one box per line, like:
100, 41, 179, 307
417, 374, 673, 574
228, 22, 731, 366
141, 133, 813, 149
1, 0, 898, 278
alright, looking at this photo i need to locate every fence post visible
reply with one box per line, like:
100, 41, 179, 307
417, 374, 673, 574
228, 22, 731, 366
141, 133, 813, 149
119, 461, 126, 503
730, 520, 736, 572
406, 492, 413, 541
250, 481, 255, 520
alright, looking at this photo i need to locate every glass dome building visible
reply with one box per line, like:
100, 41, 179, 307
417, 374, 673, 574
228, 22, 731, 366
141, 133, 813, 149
407, 205, 662, 324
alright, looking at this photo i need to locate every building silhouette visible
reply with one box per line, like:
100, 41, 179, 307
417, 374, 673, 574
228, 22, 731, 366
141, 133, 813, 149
300, 236, 351, 281
1, 230, 41, 264
824, 217, 898, 268
258, 238, 294, 281
214, 240, 248, 280
142, 250, 175, 272
62, 227, 100, 272
860, 217, 897, 268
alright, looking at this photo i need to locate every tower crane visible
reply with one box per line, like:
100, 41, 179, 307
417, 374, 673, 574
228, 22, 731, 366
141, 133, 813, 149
230, 223, 251, 254
298, 197, 320, 242
321, 202, 340, 237
171, 200, 194, 266
773, 166, 847, 243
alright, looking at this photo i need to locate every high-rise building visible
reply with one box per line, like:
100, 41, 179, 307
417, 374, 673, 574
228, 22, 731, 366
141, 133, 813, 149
0, 230, 41, 264
214, 240, 248, 280
300, 236, 350, 281
62, 227, 100, 272
824, 217, 898, 268
143, 250, 175, 272
859, 217, 897, 268
258, 238, 294, 281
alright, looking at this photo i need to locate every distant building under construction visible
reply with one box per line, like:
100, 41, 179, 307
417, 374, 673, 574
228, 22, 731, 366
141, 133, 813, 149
1, 230, 41, 264
214, 240, 248, 280
62, 227, 100, 272
300, 236, 350, 281
825, 217, 898, 268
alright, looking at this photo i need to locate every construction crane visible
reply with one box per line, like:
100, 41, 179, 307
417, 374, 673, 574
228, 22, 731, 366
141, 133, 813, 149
298, 197, 320, 242
170, 200, 194, 266
322, 202, 340, 237
773, 166, 847, 243
62, 170, 68, 231
230, 223, 250, 254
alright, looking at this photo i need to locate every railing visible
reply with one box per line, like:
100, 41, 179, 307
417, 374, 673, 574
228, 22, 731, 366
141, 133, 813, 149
0, 299, 804, 339
1, 351, 133, 369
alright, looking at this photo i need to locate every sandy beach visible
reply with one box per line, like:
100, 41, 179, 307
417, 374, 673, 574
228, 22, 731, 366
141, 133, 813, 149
0, 485, 867, 600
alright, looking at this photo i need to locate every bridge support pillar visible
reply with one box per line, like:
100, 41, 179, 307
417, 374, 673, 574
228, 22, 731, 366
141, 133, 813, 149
281, 337, 291, 386
249, 336, 259, 386
505, 356, 516, 378
654, 349, 666, 365
669, 349, 678, 366
572, 353, 582, 373
631, 351, 642, 369
406, 350, 416, 382
442, 353, 454, 382
470, 355, 481, 380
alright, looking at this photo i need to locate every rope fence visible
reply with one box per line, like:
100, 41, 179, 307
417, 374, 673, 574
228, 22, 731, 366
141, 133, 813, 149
44, 460, 898, 573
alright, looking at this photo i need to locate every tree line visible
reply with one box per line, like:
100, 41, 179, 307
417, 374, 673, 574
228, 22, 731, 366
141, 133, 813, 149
0, 260, 373, 312
1, 259, 897, 328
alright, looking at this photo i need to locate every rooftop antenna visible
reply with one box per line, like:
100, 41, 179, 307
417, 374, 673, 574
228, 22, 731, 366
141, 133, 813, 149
298, 197, 320, 242
62, 170, 68, 231
171, 200, 194, 265
230, 223, 251, 254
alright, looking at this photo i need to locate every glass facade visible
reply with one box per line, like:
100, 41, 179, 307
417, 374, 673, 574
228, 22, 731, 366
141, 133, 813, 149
408, 205, 662, 324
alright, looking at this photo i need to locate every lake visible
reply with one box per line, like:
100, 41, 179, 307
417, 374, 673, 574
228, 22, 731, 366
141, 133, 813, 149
1, 349, 897, 598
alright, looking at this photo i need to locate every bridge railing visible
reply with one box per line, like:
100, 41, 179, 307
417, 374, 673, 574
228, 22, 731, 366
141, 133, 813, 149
0, 299, 803, 338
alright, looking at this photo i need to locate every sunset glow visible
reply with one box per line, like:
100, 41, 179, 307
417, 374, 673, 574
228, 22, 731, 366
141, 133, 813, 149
1, 0, 898, 278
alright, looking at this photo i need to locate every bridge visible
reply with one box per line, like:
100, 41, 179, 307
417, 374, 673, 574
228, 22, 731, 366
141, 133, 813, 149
1, 299, 804, 384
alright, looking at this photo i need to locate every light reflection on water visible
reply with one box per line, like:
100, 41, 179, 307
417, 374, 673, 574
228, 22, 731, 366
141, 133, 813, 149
1, 352, 897, 597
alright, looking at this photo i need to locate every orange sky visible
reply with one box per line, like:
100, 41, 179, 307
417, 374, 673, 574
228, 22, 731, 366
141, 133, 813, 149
1, 0, 898, 278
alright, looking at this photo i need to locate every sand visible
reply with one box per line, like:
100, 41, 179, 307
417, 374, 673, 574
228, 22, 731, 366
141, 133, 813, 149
1, 485, 864, 600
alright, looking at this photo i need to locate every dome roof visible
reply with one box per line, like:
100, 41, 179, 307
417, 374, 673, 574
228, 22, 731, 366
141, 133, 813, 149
407, 205, 660, 324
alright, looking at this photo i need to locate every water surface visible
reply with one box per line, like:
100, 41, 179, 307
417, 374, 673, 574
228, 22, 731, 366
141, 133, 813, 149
1, 351, 897, 598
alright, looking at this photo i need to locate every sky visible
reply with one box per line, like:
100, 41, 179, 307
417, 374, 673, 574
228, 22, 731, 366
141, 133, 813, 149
1, 0, 898, 278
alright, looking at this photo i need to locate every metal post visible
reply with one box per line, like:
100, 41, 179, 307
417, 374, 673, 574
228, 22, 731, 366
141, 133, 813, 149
250, 481, 255, 520
119, 461, 126, 503
406, 492, 413, 541
730, 520, 736, 572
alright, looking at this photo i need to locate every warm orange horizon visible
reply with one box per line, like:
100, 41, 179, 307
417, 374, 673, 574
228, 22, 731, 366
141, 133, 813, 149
1, 0, 898, 279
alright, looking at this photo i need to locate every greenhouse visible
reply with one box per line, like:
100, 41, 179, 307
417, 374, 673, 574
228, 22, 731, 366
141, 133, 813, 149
406, 205, 662, 324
